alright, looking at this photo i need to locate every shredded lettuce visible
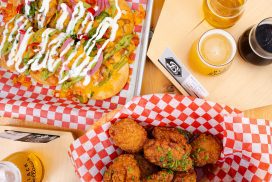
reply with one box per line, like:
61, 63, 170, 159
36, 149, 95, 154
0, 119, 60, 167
61, 76, 83, 90
41, 70, 50, 81
96, 11, 110, 23
104, 34, 133, 60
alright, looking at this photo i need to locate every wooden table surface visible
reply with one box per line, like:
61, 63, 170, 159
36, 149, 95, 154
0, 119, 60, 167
1, 0, 272, 139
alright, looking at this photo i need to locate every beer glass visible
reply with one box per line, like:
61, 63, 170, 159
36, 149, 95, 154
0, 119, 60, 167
189, 29, 237, 76
203, 0, 247, 28
238, 17, 272, 65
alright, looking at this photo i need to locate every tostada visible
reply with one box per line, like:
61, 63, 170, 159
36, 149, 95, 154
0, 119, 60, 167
0, 0, 142, 102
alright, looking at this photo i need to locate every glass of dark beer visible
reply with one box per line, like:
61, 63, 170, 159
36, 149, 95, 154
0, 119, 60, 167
238, 17, 272, 65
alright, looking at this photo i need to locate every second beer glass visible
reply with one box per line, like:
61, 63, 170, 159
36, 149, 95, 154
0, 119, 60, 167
203, 0, 246, 28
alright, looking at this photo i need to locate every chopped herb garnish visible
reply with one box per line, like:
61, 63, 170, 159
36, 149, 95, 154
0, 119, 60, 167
127, 167, 133, 173
71, 34, 77, 39
166, 169, 173, 174
24, 69, 30, 76
157, 146, 163, 151
104, 34, 133, 60
88, 27, 97, 38
95, 11, 110, 23
196, 148, 205, 153
160, 156, 164, 162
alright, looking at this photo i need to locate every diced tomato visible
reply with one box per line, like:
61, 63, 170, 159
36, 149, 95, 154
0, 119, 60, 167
96, 43, 102, 49
132, 36, 140, 46
19, 29, 26, 34
27, 42, 40, 50
78, 34, 89, 40
134, 5, 146, 25
103, 29, 111, 39
87, 7, 96, 15
16, 4, 24, 13
129, 53, 136, 61
83, 35, 89, 40
85, 0, 96, 6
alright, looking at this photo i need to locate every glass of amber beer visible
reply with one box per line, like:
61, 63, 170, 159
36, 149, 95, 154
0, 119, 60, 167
189, 29, 237, 76
203, 0, 247, 28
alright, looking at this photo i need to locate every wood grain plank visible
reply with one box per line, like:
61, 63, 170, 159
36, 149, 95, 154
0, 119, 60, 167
1, 0, 272, 140
147, 0, 272, 111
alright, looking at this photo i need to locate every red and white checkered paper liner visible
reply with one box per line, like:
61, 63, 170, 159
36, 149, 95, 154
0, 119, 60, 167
0, 0, 148, 130
68, 94, 271, 181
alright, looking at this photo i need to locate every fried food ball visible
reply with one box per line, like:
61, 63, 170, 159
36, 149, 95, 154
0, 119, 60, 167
109, 119, 147, 153
152, 127, 189, 145
103, 154, 141, 182
143, 140, 193, 172
191, 134, 222, 167
143, 170, 174, 182
134, 154, 159, 179
173, 170, 197, 182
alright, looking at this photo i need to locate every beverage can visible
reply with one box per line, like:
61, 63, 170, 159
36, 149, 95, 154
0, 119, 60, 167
1, 152, 44, 182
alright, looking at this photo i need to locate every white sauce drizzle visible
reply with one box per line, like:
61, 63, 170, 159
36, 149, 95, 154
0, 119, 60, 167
58, 42, 81, 83
7, 17, 30, 67
37, 0, 51, 29
60, 40, 74, 58
84, 21, 94, 34
15, 27, 34, 73
46, 33, 67, 72
78, 13, 94, 35
24, 0, 31, 17
30, 29, 56, 70
56, 3, 70, 30
66, 2, 85, 35
31, 32, 67, 72
2, 0, 123, 88
0, 17, 15, 53
7, 33, 21, 67
58, 0, 123, 86
8, 16, 26, 42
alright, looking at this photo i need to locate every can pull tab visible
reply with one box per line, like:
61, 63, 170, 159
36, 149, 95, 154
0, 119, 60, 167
158, 48, 209, 98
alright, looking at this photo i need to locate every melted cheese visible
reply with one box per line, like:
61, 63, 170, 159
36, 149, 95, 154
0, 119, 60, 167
2, 0, 124, 88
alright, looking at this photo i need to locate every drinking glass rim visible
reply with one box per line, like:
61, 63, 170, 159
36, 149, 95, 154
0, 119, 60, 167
207, 0, 247, 18
257, 17, 272, 27
197, 29, 237, 68
249, 17, 272, 59
215, 0, 247, 10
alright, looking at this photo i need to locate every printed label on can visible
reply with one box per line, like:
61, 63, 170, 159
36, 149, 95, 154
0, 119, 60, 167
158, 48, 209, 98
